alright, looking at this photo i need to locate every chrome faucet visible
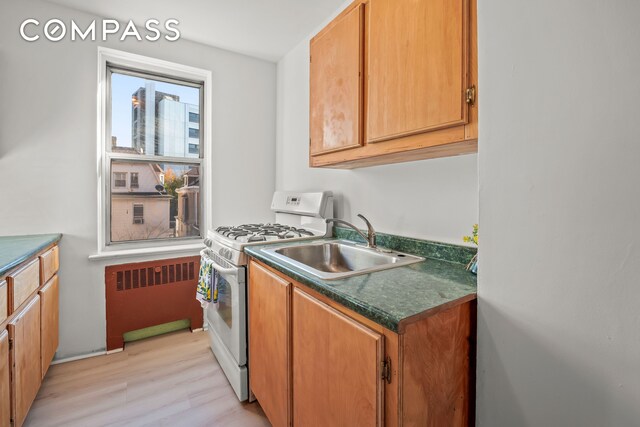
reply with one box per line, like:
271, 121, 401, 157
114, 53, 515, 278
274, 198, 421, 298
326, 214, 377, 248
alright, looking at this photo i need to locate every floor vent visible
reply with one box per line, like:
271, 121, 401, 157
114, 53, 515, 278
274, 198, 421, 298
105, 256, 203, 351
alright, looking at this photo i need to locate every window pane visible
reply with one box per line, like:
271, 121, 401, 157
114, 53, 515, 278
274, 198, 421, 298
110, 72, 202, 158
133, 204, 144, 224
111, 160, 201, 243
114, 172, 127, 188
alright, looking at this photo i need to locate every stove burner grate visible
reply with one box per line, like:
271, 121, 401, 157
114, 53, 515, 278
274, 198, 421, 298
215, 223, 317, 241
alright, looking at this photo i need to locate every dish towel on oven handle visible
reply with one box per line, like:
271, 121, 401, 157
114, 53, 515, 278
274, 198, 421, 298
197, 254, 219, 308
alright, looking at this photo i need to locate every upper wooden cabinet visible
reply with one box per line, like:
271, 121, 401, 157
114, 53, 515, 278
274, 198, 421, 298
367, 0, 469, 142
309, 3, 364, 156
309, 0, 478, 168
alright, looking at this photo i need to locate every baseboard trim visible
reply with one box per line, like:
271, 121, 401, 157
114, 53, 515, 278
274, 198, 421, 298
51, 350, 108, 365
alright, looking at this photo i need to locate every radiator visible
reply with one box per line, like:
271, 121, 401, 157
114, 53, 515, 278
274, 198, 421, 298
105, 256, 204, 351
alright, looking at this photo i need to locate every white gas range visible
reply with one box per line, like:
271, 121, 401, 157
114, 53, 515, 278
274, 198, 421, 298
201, 191, 333, 401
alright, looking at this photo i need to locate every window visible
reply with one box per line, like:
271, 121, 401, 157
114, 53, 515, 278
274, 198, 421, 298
99, 48, 209, 250
114, 172, 127, 187
133, 204, 144, 224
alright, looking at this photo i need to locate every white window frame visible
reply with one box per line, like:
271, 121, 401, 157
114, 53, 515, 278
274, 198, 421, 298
91, 47, 212, 260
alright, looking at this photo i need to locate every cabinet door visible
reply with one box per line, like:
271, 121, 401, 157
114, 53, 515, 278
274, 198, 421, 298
292, 288, 383, 426
310, 3, 364, 156
248, 262, 291, 427
8, 296, 41, 427
367, 0, 470, 143
39, 275, 59, 379
0, 330, 10, 427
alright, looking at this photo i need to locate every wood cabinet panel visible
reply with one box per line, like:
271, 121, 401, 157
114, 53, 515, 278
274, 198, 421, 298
8, 296, 41, 427
402, 302, 474, 426
7, 259, 40, 314
0, 330, 10, 427
39, 275, 59, 379
0, 281, 7, 325
310, 3, 364, 156
39, 246, 59, 286
248, 261, 291, 427
308, 0, 477, 168
292, 288, 383, 426
367, 0, 469, 142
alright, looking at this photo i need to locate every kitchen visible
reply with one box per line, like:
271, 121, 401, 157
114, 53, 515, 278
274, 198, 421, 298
0, 0, 639, 426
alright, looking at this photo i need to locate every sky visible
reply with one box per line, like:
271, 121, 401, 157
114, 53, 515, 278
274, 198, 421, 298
111, 72, 200, 149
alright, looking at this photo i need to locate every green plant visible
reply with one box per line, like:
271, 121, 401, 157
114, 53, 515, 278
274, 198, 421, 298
463, 224, 478, 245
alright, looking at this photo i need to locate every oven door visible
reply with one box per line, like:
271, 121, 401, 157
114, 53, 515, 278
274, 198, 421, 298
201, 250, 247, 366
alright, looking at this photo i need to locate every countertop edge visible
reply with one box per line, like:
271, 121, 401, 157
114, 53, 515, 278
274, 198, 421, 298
245, 240, 477, 333
396, 293, 477, 334
0, 234, 62, 278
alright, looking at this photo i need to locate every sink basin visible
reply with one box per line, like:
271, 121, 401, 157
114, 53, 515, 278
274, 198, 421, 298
263, 240, 424, 280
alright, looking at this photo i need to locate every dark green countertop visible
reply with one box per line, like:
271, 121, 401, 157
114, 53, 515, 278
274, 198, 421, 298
0, 234, 62, 277
245, 238, 477, 333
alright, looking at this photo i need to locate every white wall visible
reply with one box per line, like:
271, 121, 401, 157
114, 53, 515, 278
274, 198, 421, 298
477, 0, 640, 425
276, 25, 478, 245
0, 0, 276, 358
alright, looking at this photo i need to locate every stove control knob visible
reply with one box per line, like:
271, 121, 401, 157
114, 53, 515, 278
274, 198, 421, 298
204, 238, 212, 247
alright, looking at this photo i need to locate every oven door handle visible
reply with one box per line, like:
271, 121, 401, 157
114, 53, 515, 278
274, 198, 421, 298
200, 249, 239, 276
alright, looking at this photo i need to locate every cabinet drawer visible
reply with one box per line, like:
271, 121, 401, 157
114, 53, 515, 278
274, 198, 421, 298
0, 281, 7, 324
39, 246, 59, 285
8, 259, 40, 313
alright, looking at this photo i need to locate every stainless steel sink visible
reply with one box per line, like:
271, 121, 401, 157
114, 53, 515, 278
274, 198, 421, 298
263, 240, 424, 280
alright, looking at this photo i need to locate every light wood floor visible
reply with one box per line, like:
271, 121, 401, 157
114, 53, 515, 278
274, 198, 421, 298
24, 330, 270, 427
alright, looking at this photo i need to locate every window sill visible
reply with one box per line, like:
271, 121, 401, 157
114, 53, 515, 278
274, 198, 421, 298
88, 242, 205, 261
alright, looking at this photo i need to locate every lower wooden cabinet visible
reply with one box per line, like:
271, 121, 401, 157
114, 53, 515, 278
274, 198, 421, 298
292, 288, 383, 426
0, 330, 10, 427
248, 259, 475, 427
0, 242, 60, 427
248, 262, 291, 427
39, 275, 59, 379
8, 296, 41, 427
